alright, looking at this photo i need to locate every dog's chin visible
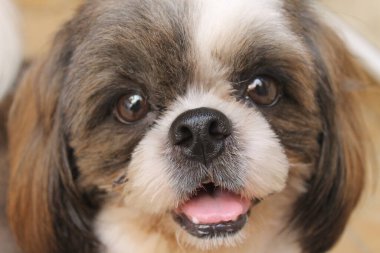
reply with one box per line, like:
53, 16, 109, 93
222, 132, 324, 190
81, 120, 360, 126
171, 182, 259, 249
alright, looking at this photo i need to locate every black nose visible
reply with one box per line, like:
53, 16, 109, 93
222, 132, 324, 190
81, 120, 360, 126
169, 107, 232, 163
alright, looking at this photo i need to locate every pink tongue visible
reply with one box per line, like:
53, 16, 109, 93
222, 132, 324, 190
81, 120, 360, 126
179, 189, 250, 224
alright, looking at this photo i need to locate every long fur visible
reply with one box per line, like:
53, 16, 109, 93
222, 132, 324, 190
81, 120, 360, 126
288, 14, 375, 252
4, 1, 378, 253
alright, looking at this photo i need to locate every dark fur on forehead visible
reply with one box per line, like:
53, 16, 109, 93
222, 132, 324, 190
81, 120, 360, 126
63, 0, 193, 116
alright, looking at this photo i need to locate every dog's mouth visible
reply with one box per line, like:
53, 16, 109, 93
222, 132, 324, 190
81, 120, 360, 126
173, 183, 252, 239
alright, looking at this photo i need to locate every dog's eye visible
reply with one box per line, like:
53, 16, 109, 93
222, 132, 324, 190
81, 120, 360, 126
245, 76, 281, 106
115, 92, 149, 123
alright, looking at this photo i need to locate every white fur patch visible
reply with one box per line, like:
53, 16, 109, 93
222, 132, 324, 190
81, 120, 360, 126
0, 0, 22, 99
192, 0, 302, 77
194, 0, 284, 45
96, 206, 171, 253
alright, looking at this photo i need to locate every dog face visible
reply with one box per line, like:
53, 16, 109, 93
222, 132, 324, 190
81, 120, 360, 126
7, 1, 371, 253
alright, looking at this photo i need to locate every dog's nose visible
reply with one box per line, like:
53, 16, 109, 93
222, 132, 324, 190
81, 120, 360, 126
169, 107, 232, 163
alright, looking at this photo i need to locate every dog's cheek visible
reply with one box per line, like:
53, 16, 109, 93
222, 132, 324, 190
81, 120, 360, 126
232, 112, 290, 198
124, 129, 178, 213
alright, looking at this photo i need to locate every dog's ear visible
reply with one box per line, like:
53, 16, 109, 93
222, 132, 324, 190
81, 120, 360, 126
7, 24, 98, 253
293, 15, 376, 253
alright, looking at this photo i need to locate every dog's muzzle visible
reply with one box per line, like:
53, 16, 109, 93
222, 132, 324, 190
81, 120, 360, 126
169, 108, 252, 238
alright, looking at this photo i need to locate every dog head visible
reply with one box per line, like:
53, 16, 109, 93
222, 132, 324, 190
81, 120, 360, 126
7, 1, 372, 253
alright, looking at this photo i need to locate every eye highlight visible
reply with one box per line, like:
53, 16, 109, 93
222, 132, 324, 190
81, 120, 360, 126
245, 76, 282, 106
115, 92, 149, 124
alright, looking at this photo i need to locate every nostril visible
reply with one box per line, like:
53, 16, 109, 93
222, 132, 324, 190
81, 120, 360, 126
209, 121, 223, 140
209, 120, 231, 140
175, 125, 193, 145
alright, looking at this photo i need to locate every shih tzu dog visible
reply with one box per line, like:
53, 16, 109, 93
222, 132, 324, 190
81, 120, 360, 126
1, 0, 377, 253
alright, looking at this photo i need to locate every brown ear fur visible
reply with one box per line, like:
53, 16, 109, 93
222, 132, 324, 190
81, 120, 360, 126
293, 13, 377, 253
7, 26, 98, 253
7, 61, 57, 253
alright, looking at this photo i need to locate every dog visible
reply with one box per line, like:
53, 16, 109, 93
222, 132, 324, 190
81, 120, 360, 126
2, 0, 378, 253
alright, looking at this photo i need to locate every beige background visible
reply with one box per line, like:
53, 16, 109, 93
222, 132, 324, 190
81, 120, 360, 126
12, 1, 380, 253
321, 0, 380, 49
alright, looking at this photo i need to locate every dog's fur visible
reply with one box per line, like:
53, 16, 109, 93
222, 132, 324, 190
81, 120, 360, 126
1, 1, 378, 253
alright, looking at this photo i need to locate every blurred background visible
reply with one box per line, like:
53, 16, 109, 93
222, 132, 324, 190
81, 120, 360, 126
11, 0, 380, 252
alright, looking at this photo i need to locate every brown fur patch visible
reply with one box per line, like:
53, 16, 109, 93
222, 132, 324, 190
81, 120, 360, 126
283, 3, 377, 252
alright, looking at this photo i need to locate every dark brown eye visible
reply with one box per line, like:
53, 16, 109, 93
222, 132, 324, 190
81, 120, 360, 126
246, 76, 281, 106
115, 92, 149, 123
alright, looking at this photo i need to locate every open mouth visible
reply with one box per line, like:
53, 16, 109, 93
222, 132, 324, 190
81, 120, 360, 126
173, 183, 252, 239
